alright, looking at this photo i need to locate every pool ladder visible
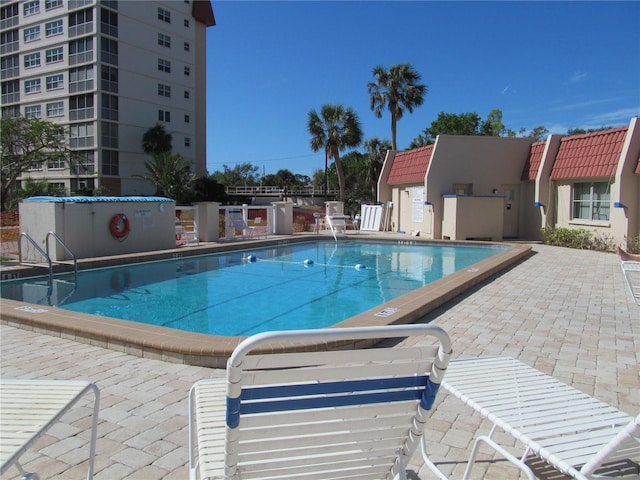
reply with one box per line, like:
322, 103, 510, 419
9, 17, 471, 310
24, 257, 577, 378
19, 232, 78, 285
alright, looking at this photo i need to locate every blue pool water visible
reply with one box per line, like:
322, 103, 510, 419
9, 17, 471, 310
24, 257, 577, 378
1, 241, 505, 336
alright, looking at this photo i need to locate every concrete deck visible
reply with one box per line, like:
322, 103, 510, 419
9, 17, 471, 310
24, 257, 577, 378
1, 243, 638, 479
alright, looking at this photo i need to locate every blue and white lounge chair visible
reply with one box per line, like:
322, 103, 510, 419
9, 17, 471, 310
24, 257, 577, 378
188, 324, 452, 480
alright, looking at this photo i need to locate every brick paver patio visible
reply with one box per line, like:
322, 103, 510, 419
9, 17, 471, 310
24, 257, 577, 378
1, 243, 638, 479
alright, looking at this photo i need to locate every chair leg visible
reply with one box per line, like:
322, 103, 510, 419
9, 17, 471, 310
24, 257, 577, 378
420, 435, 450, 480
462, 433, 535, 480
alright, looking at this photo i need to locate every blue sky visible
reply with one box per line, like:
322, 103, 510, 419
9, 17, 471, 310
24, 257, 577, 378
205, 1, 640, 178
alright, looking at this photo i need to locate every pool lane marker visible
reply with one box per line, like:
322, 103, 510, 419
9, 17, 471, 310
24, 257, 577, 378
244, 256, 367, 270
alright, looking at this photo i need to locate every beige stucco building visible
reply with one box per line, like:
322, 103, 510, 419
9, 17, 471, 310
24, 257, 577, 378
378, 117, 640, 247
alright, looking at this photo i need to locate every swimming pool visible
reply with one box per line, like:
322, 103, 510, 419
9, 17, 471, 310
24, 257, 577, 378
2, 240, 505, 336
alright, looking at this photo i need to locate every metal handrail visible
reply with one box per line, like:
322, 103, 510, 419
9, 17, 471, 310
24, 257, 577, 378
19, 232, 52, 278
46, 232, 78, 282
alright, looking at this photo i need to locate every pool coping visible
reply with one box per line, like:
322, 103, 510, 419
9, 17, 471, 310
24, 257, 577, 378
0, 235, 532, 367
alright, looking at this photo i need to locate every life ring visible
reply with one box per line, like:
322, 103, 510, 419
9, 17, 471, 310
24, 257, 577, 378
110, 214, 130, 239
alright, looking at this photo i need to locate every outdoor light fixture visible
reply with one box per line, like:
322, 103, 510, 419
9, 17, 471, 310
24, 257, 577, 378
534, 202, 544, 207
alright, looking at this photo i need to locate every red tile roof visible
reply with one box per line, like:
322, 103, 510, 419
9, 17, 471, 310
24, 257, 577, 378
386, 145, 434, 185
521, 141, 546, 181
550, 127, 628, 179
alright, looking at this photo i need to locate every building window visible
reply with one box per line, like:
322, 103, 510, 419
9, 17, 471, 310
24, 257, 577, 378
158, 83, 171, 97
158, 7, 170, 23
184, 19, 189, 28
100, 7, 118, 37
184, 90, 190, 99
158, 58, 171, 73
69, 122, 94, 148
24, 26, 41, 43
45, 19, 64, 37
184, 137, 191, 147
69, 37, 93, 65
46, 101, 64, 117
184, 42, 190, 52
158, 110, 170, 122
46, 74, 64, 90
25, 105, 41, 118
69, 93, 94, 120
1, 29, 19, 55
1, 3, 19, 30
100, 37, 118, 65
1, 79, 20, 104
101, 93, 118, 121
100, 64, 118, 93
45, 47, 63, 63
47, 155, 65, 169
184, 114, 189, 123
71, 150, 95, 175
45, 0, 63, 11
158, 33, 171, 48
572, 182, 610, 222
1, 54, 19, 77
23, 1, 40, 17
69, 65, 94, 93
24, 52, 40, 68
184, 66, 190, 76
69, 8, 93, 37
102, 149, 119, 175
101, 121, 118, 148
24, 78, 41, 94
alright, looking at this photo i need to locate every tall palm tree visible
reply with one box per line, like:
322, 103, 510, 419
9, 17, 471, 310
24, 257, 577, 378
307, 104, 363, 202
142, 123, 172, 156
368, 63, 427, 151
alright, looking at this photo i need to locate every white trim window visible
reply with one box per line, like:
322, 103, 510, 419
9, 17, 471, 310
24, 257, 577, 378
46, 73, 64, 90
46, 19, 64, 37
24, 52, 41, 68
24, 26, 41, 42
23, 1, 40, 16
25, 105, 42, 118
572, 182, 610, 221
46, 46, 63, 63
46, 101, 64, 117
24, 78, 41, 94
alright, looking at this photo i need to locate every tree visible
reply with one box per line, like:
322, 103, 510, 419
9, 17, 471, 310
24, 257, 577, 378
307, 104, 363, 202
211, 163, 260, 187
142, 123, 172, 156
363, 137, 391, 200
134, 152, 194, 204
412, 111, 482, 146
567, 126, 613, 136
480, 109, 508, 136
0, 116, 69, 210
368, 63, 427, 151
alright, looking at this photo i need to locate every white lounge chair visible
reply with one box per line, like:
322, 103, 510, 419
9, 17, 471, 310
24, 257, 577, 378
621, 260, 640, 305
188, 324, 452, 480
227, 210, 255, 240
441, 356, 640, 480
0, 379, 100, 480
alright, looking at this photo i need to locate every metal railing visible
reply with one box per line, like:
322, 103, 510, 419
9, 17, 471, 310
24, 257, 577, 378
225, 186, 339, 196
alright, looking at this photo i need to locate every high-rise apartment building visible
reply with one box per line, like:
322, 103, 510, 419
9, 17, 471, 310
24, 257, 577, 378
1, 0, 215, 195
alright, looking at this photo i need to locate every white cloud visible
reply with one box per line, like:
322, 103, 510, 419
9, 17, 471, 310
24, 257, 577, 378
570, 71, 588, 83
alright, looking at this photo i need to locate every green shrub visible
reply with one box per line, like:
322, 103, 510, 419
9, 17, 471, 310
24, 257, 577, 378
541, 227, 619, 252
626, 234, 640, 254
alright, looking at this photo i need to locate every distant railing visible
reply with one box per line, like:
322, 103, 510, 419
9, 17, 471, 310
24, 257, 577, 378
225, 186, 339, 196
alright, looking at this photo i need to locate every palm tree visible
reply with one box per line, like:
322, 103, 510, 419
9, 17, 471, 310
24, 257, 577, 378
142, 123, 172, 156
363, 137, 391, 200
368, 63, 427, 151
134, 152, 194, 204
307, 104, 363, 202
